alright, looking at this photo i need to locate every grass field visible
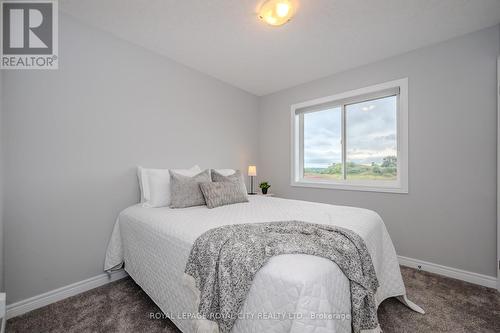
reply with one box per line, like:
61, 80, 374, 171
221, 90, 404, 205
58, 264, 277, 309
304, 172, 397, 181
304, 157, 397, 181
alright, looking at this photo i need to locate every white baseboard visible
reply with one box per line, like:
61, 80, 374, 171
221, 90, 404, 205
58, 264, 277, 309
398, 255, 497, 289
6, 269, 128, 319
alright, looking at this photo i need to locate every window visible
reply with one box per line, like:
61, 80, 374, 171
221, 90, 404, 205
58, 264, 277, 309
291, 79, 408, 193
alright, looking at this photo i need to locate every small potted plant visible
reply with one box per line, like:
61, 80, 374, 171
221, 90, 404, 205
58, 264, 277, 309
259, 181, 271, 195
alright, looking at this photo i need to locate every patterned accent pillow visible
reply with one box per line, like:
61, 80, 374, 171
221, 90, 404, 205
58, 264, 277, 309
211, 169, 248, 194
170, 169, 211, 208
199, 182, 249, 209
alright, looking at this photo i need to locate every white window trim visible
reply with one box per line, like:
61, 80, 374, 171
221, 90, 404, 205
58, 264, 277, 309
290, 78, 409, 194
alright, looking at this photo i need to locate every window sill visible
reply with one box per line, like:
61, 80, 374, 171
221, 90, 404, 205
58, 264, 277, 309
291, 180, 408, 194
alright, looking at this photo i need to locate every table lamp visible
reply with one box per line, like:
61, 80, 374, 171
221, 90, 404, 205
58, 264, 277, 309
248, 165, 257, 195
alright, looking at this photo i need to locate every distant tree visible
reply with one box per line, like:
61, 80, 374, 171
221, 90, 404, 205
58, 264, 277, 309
381, 156, 397, 168
325, 163, 342, 174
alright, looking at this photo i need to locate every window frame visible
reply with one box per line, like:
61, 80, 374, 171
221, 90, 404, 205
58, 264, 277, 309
290, 78, 409, 193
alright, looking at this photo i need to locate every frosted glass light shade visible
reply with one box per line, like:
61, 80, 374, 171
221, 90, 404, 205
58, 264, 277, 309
258, 0, 295, 26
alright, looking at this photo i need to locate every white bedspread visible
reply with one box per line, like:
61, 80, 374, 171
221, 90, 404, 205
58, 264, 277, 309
105, 196, 407, 333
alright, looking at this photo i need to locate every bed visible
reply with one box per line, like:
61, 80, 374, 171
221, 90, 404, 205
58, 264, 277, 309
105, 196, 420, 333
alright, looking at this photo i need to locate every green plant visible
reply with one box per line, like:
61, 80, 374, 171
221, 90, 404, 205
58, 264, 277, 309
259, 181, 271, 194
259, 181, 271, 190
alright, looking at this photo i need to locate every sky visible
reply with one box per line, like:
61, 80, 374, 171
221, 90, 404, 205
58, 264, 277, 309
304, 95, 397, 168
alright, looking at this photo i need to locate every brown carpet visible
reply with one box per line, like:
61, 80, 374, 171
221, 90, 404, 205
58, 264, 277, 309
7, 266, 500, 333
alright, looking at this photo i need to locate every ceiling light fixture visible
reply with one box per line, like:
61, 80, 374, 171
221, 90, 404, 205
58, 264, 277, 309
258, 0, 295, 27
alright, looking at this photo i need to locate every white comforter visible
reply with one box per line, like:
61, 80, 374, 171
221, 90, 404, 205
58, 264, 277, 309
105, 196, 408, 333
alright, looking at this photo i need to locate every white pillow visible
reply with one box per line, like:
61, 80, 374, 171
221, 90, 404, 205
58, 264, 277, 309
138, 165, 201, 207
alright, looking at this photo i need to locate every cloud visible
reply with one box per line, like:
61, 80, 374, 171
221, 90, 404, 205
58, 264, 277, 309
303, 95, 398, 167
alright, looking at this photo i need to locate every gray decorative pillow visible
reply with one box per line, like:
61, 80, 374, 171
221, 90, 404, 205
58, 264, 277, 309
199, 182, 249, 209
170, 169, 211, 208
211, 170, 248, 194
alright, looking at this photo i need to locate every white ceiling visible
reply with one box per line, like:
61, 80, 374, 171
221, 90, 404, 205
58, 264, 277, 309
61, 0, 500, 96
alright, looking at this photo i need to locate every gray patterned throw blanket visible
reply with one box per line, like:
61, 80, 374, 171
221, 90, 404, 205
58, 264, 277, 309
184, 221, 379, 333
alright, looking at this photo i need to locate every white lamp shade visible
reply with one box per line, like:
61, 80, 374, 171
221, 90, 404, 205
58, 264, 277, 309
248, 165, 257, 176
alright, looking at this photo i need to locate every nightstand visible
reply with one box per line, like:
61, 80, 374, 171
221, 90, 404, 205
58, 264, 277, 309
257, 193, 275, 197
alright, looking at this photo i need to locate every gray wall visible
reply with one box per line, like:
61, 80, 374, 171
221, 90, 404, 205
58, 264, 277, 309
2, 14, 259, 303
0, 68, 3, 291
259, 25, 499, 277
